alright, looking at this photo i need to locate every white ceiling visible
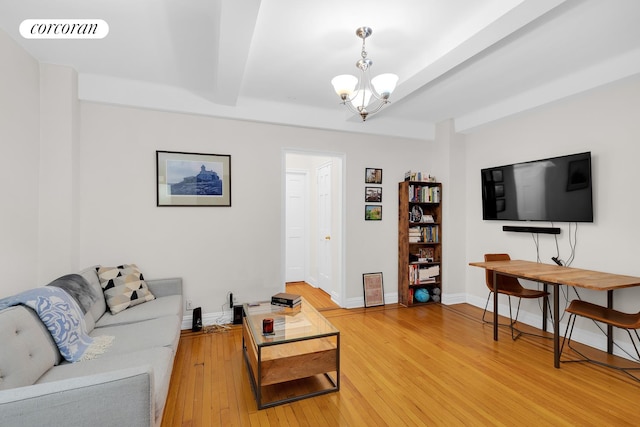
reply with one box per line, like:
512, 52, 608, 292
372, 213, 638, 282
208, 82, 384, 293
2, 0, 640, 140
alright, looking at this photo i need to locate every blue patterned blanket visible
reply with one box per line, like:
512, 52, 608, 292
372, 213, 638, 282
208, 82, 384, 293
0, 286, 113, 362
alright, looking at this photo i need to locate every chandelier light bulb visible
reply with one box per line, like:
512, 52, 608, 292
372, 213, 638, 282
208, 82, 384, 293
331, 75, 358, 100
371, 73, 399, 99
350, 89, 373, 108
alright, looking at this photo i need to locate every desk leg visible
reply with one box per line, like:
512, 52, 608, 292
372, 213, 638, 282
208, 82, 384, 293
493, 270, 498, 341
542, 283, 548, 332
553, 283, 560, 368
607, 290, 613, 354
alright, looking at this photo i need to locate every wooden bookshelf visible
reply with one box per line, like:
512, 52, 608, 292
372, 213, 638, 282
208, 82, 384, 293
398, 181, 442, 307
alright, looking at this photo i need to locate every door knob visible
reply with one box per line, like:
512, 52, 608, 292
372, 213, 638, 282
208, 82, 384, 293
325, 236, 331, 240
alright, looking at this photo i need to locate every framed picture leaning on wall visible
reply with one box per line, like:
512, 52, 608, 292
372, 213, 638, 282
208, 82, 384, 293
363, 272, 384, 307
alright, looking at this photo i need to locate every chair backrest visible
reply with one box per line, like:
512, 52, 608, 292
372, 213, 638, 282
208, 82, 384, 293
484, 253, 524, 293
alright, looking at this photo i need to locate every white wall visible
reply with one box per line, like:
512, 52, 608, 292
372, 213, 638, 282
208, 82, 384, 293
77, 102, 432, 316
463, 74, 640, 355
0, 30, 40, 295
38, 63, 80, 283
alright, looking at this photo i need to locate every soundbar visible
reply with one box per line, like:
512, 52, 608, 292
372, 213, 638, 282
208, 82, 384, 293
502, 225, 561, 235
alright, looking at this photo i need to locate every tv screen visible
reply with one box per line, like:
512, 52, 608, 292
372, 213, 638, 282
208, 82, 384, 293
481, 152, 593, 222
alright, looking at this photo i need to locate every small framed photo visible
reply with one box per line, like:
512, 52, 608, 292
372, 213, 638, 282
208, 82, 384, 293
363, 272, 384, 307
365, 186, 382, 202
365, 168, 383, 184
365, 205, 382, 220
156, 150, 231, 207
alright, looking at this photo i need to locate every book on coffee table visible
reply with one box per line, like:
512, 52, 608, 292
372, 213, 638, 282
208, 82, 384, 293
271, 292, 301, 307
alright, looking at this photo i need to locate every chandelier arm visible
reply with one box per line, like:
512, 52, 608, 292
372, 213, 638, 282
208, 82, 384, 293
341, 100, 360, 115
363, 99, 390, 116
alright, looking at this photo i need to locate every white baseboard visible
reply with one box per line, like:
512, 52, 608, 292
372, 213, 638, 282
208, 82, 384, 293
182, 310, 232, 330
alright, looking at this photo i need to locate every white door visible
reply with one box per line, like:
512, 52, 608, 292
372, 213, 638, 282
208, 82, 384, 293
317, 163, 332, 294
285, 172, 306, 282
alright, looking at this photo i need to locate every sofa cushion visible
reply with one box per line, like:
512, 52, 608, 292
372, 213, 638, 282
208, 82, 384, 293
95, 295, 182, 328
97, 264, 155, 315
36, 346, 174, 422
46, 273, 104, 333
91, 315, 181, 354
0, 306, 60, 390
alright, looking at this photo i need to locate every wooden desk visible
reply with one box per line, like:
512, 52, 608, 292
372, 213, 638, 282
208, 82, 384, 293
469, 260, 640, 368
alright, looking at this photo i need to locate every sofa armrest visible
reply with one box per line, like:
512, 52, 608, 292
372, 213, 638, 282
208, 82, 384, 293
0, 366, 155, 427
146, 277, 182, 298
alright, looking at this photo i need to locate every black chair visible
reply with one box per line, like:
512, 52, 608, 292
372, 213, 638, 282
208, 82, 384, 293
482, 253, 551, 340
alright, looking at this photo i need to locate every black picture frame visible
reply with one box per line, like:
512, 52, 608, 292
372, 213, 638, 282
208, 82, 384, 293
365, 186, 382, 202
156, 150, 231, 206
365, 168, 383, 184
363, 272, 384, 307
365, 205, 382, 220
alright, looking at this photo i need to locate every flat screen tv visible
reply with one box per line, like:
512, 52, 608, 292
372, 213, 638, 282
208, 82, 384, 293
481, 152, 593, 222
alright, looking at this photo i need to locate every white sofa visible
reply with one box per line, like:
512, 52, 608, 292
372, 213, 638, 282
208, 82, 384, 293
0, 266, 183, 427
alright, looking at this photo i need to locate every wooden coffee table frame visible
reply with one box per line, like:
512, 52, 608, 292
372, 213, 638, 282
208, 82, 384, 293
242, 299, 340, 409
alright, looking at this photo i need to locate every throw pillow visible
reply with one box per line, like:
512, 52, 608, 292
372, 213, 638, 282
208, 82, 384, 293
97, 264, 155, 314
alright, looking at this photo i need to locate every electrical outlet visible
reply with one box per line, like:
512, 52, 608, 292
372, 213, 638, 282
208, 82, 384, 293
186, 300, 193, 311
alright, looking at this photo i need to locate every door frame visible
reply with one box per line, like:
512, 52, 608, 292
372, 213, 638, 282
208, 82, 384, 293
281, 148, 346, 307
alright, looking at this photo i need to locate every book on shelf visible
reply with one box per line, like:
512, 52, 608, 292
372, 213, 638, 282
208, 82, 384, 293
419, 247, 435, 261
419, 265, 440, 282
271, 292, 301, 307
404, 171, 436, 182
409, 264, 439, 284
408, 184, 441, 203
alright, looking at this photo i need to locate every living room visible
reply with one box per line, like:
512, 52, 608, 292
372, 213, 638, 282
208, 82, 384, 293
2, 1, 640, 424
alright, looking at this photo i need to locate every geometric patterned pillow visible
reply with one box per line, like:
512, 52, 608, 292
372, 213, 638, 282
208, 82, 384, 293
96, 264, 155, 315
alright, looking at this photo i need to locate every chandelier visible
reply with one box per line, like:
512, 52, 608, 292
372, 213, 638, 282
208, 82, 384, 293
331, 27, 399, 121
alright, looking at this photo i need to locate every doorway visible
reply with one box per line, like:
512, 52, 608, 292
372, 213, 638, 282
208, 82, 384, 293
284, 150, 344, 307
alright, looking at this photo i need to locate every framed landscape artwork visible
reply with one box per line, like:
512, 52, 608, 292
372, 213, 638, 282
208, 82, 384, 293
365, 205, 382, 220
156, 150, 231, 206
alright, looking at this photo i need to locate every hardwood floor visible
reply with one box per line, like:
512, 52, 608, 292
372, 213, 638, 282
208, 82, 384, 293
283, 281, 339, 311
162, 284, 640, 426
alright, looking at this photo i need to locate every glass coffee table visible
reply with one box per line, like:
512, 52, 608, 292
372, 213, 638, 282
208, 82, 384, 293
242, 297, 340, 409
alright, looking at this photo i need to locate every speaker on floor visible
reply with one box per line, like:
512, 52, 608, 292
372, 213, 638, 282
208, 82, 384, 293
192, 307, 202, 332
233, 305, 243, 325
